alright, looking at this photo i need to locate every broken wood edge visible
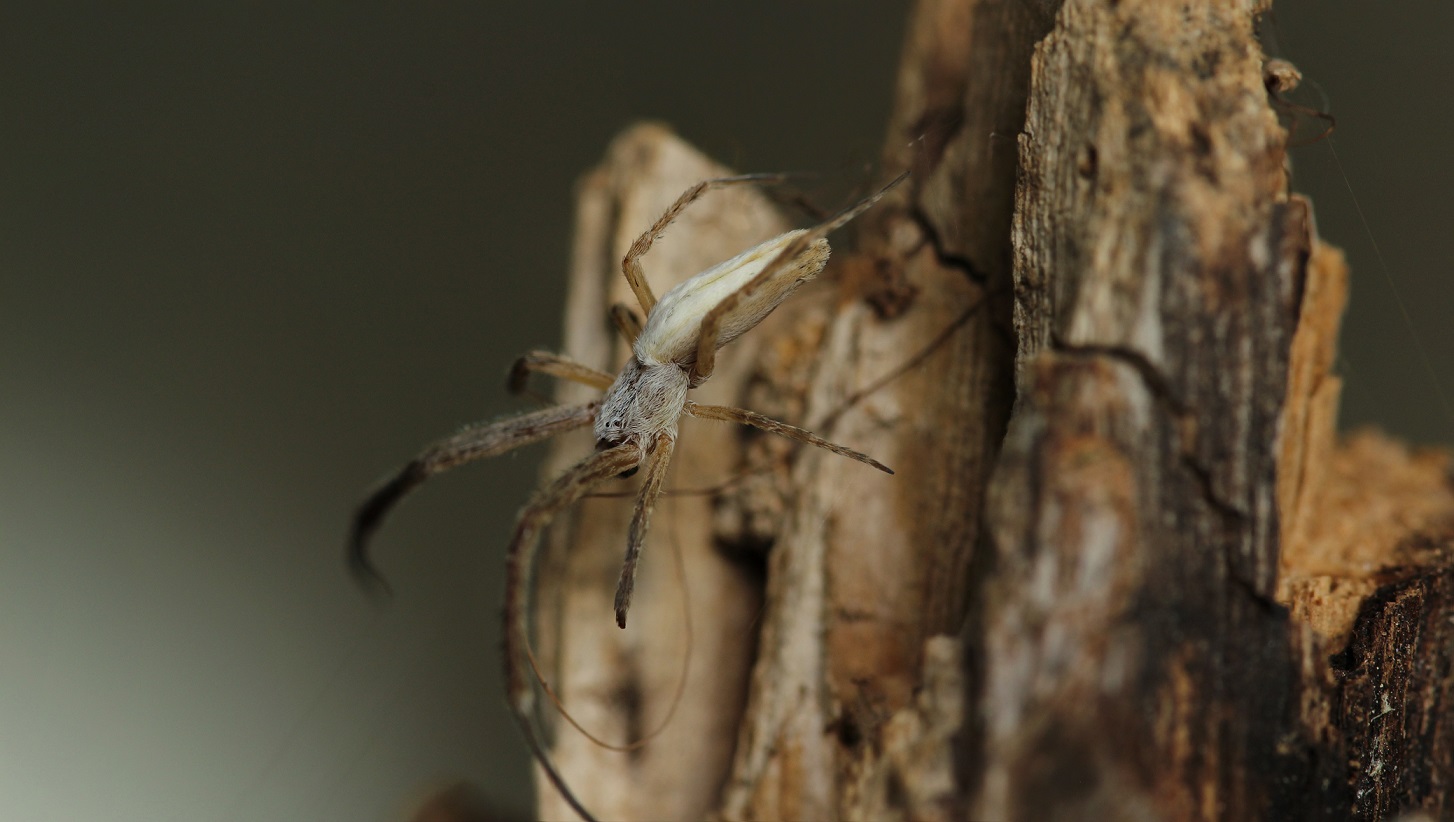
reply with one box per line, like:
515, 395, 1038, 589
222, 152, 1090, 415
970, 0, 1449, 816
1275, 154, 1454, 820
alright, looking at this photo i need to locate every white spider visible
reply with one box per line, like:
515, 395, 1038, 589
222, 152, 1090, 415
349, 171, 904, 822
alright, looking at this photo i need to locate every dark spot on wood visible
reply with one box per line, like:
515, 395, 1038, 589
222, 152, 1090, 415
1190, 125, 1211, 157
713, 531, 772, 572
1016, 728, 1101, 816
1077, 142, 1098, 179
1190, 125, 1217, 183
616, 678, 645, 762
838, 252, 917, 319
1329, 642, 1357, 675
828, 712, 863, 748
886, 770, 908, 809
1195, 48, 1222, 79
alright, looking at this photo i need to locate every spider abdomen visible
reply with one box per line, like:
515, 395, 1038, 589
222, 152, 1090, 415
634, 230, 830, 368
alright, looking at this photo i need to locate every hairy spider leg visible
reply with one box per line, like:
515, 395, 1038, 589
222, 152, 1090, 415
347, 401, 600, 593
609, 303, 643, 345
691, 171, 909, 382
507, 352, 613, 395
684, 401, 893, 475
503, 442, 645, 822
621, 173, 790, 314
612, 431, 676, 627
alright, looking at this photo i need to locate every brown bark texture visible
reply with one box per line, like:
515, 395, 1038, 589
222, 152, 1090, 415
525, 1, 1454, 820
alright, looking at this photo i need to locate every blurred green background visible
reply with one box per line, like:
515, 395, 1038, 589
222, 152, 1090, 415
1, 3, 1447, 820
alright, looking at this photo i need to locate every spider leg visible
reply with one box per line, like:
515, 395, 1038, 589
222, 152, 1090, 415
622, 173, 790, 315
613, 432, 676, 628
609, 302, 643, 346
502, 441, 644, 822
507, 351, 613, 395
686, 401, 893, 474
690, 171, 909, 383
347, 401, 600, 593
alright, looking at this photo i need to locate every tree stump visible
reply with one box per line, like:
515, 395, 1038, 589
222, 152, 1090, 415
527, 1, 1454, 819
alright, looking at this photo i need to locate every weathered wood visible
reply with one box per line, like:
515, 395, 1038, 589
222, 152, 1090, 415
974, 0, 1454, 819
973, 0, 1306, 817
1281, 428, 1454, 820
523, 1, 1454, 819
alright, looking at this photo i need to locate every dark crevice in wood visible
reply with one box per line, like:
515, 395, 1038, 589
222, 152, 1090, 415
1051, 339, 1189, 414
907, 201, 991, 285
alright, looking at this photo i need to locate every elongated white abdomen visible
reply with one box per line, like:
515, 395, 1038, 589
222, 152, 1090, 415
634, 230, 830, 367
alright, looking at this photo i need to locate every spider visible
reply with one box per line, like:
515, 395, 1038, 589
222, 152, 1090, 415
348, 170, 905, 821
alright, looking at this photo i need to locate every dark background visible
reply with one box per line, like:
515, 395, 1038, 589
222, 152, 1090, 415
1, 4, 1447, 820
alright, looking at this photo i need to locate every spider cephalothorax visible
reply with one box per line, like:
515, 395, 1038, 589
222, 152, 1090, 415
592, 358, 688, 451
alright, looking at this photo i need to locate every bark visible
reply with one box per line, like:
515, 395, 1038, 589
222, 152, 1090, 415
527, 1, 1454, 820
